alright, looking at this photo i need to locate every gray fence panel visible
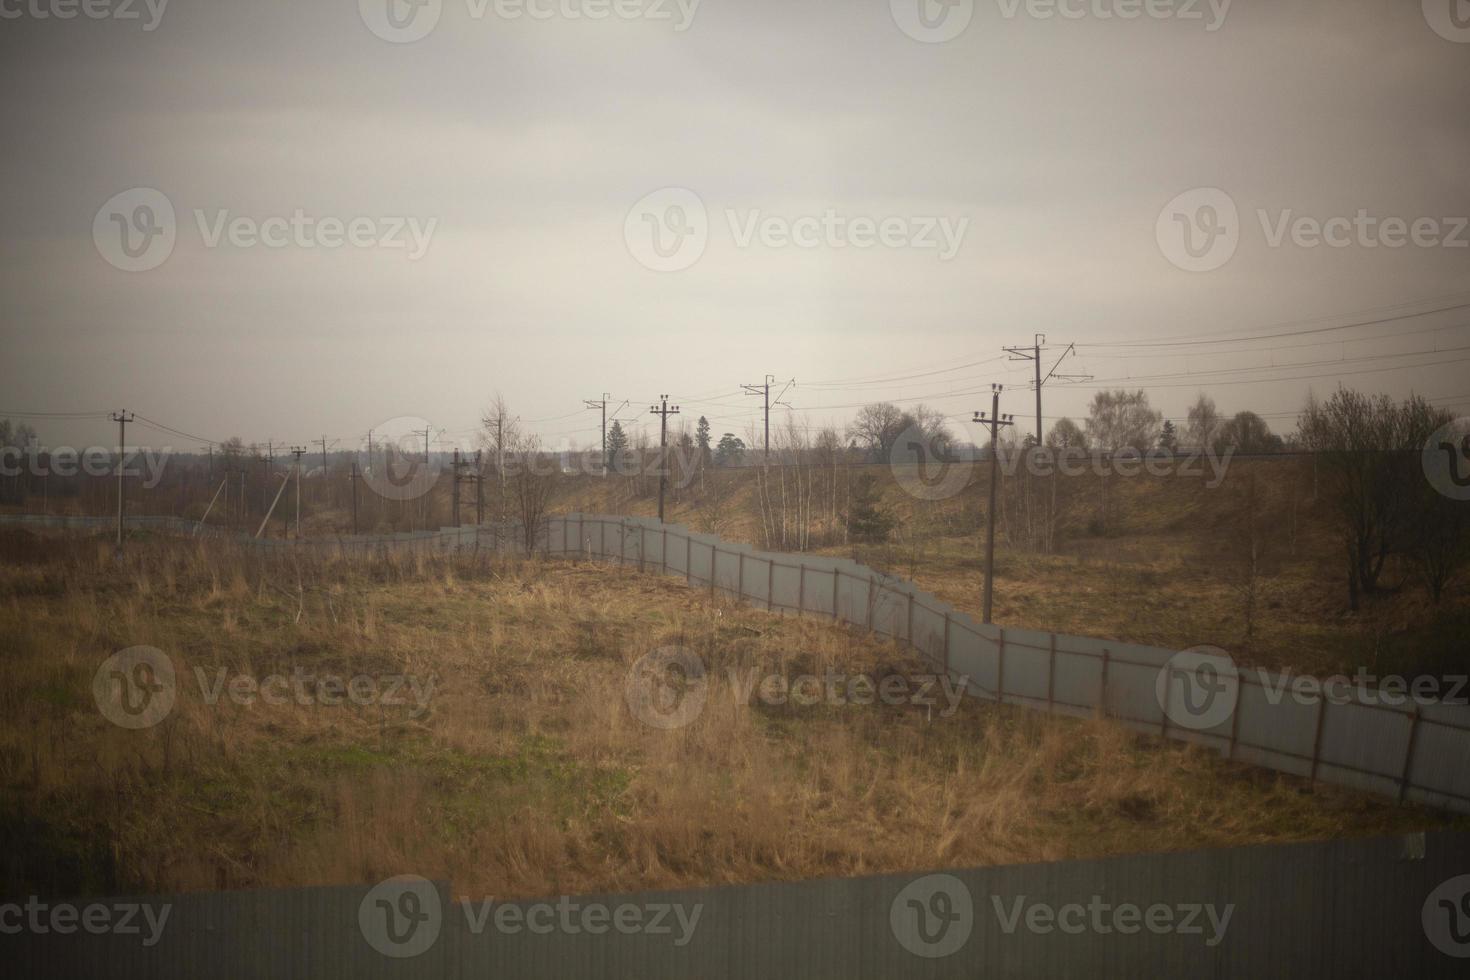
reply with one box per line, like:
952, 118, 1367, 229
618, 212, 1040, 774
11, 833, 1470, 978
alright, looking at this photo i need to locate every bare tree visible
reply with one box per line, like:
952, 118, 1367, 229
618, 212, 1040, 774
1297, 388, 1451, 610
1084, 389, 1161, 452
1185, 393, 1222, 451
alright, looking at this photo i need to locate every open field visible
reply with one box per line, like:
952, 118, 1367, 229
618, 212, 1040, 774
555, 457, 1470, 681
1, 536, 1461, 903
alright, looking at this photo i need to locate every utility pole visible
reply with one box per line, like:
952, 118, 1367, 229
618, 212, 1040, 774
584, 394, 610, 475
451, 449, 464, 526
474, 450, 484, 524
290, 447, 307, 538
349, 460, 360, 535
262, 441, 275, 513
1003, 337, 1091, 446
973, 385, 1015, 625
109, 411, 134, 549
317, 436, 335, 504
649, 395, 681, 522
742, 375, 795, 462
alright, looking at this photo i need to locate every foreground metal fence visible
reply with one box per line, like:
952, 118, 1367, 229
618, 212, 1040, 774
6, 831, 1470, 977
6, 511, 1470, 815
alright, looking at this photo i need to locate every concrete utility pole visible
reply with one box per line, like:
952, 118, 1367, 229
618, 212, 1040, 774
290, 447, 307, 538
741, 376, 795, 462
451, 449, 464, 526
318, 436, 335, 502
649, 395, 681, 522
584, 394, 610, 474
349, 460, 360, 535
109, 410, 134, 549
974, 385, 1015, 625
1003, 336, 1091, 446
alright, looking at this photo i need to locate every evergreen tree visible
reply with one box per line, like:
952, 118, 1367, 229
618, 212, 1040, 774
606, 419, 629, 469
695, 416, 711, 463
846, 473, 895, 543
1159, 419, 1178, 452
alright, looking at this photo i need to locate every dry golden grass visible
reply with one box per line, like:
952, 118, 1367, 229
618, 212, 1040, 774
0, 535, 1460, 904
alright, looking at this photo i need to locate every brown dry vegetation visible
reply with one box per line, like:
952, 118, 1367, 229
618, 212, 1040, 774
562, 457, 1470, 680
0, 535, 1461, 903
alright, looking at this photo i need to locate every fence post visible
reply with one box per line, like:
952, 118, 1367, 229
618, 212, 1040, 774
1099, 648, 1110, 718
996, 628, 1006, 705
906, 590, 914, 647
797, 563, 806, 619
1309, 699, 1328, 783
1161, 665, 1172, 738
662, 527, 668, 576
710, 546, 718, 599
942, 611, 951, 673
1399, 706, 1422, 803
685, 534, 692, 587
737, 551, 744, 602
832, 568, 839, 622
1047, 634, 1056, 714
766, 558, 774, 612
1227, 688, 1242, 760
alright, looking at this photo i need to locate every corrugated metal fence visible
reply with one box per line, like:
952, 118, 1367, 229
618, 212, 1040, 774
7, 831, 1470, 977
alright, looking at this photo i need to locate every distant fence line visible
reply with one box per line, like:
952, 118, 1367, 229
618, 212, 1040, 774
5, 511, 1470, 816
7, 831, 1469, 978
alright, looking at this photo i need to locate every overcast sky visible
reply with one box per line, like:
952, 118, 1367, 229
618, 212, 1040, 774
2, 0, 1468, 453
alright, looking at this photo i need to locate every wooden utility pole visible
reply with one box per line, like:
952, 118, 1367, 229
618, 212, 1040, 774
109, 411, 134, 549
974, 385, 1015, 625
290, 447, 307, 538
649, 395, 681, 522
